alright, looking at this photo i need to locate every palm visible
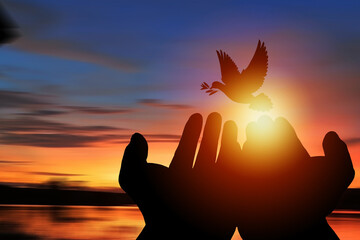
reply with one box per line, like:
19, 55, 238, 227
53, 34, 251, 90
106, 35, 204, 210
119, 113, 238, 240
235, 117, 354, 239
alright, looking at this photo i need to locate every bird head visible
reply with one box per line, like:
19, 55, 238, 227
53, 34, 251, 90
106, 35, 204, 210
204, 81, 225, 96
201, 81, 223, 96
210, 81, 224, 90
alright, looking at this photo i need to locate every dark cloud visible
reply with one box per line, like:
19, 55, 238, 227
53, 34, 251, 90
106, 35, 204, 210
3, 0, 58, 34
1, 89, 132, 116
30, 172, 85, 177
0, 90, 51, 108
0, 132, 180, 148
63, 106, 133, 115
344, 137, 360, 146
0, 133, 115, 148
147, 139, 179, 143
0, 117, 123, 133
0, 160, 32, 165
103, 133, 180, 140
4, 0, 141, 72
0, 103, 184, 147
115, 134, 180, 144
18, 109, 67, 116
0, 2, 19, 44
143, 134, 180, 139
138, 99, 192, 110
0, 91, 179, 147
116, 139, 179, 144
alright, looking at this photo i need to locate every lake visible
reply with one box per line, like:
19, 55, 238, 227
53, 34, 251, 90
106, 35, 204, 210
0, 206, 359, 239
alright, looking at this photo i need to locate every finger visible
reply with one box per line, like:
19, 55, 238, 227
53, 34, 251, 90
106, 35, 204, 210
257, 115, 274, 142
217, 120, 240, 167
323, 132, 349, 160
274, 117, 310, 158
242, 121, 257, 158
170, 113, 203, 171
243, 117, 273, 154
323, 131, 355, 181
257, 115, 273, 129
194, 112, 222, 170
245, 121, 257, 143
119, 133, 148, 190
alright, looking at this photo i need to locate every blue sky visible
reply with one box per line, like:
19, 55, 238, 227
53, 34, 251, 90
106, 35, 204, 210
2, 0, 359, 109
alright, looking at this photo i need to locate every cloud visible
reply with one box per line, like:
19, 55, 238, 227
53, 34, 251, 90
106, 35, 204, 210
0, 132, 180, 148
17, 109, 66, 116
1, 89, 133, 116
0, 96, 138, 147
116, 139, 179, 144
0, 117, 124, 133
104, 133, 180, 140
13, 38, 141, 72
3, 0, 58, 34
4, 0, 141, 72
0, 110, 180, 147
0, 160, 32, 165
0, 3, 20, 44
138, 99, 192, 110
0, 133, 115, 148
0, 90, 51, 108
143, 134, 180, 139
344, 137, 360, 146
115, 133, 181, 144
63, 106, 133, 115
29, 171, 85, 177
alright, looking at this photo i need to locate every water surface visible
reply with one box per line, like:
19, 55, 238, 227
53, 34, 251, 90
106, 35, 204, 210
0, 206, 359, 239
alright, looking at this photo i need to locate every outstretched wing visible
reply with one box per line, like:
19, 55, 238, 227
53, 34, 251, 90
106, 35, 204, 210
216, 50, 241, 85
239, 40, 268, 93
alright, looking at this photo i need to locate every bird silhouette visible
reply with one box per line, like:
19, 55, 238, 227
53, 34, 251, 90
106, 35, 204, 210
201, 40, 272, 111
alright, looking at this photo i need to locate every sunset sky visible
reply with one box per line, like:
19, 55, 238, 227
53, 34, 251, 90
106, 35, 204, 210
0, 0, 359, 190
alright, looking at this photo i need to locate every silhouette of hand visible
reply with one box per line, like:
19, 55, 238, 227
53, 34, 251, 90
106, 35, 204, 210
236, 116, 355, 240
119, 113, 239, 240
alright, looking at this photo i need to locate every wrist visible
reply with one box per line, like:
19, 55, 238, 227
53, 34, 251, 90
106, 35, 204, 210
137, 223, 200, 240
138, 223, 234, 240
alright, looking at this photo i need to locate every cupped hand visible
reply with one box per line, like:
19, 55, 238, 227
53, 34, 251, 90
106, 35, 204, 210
236, 116, 354, 240
119, 113, 240, 240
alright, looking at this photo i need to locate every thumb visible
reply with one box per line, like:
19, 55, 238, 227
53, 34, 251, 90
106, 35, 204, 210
323, 131, 355, 185
124, 133, 148, 165
323, 131, 349, 160
119, 133, 148, 190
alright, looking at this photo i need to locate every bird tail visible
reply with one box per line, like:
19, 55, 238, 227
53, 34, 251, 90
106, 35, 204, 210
249, 93, 273, 111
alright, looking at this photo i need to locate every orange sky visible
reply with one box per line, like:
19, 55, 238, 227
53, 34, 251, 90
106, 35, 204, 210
1, 92, 359, 189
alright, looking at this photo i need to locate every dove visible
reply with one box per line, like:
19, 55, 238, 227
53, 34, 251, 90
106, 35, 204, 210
201, 40, 272, 111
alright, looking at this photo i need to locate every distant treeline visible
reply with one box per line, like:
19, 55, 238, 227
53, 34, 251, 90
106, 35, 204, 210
336, 188, 360, 210
0, 184, 359, 209
0, 184, 134, 206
